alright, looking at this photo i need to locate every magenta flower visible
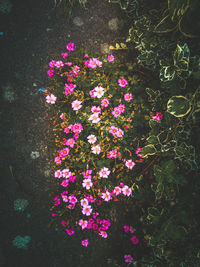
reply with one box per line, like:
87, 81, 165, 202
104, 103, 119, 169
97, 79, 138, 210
101, 98, 109, 107
66, 229, 75, 235
123, 225, 129, 233
61, 180, 69, 187
124, 254, 134, 263
130, 235, 139, 245
47, 69, 55, 77
81, 239, 89, 247
152, 112, 163, 123
72, 123, 83, 133
107, 54, 114, 62
49, 60, 56, 68
112, 107, 121, 118
124, 93, 133, 102
61, 52, 68, 58
125, 159, 136, 170
99, 231, 108, 238
118, 78, 128, 87
66, 42, 75, 51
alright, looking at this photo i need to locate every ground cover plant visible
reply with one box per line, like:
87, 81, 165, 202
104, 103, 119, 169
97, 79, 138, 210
45, 43, 154, 265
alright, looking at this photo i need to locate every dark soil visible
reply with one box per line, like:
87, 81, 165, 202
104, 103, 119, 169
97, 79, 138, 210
0, 0, 127, 266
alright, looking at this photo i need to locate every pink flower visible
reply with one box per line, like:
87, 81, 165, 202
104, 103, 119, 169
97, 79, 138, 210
101, 98, 109, 107
54, 61, 64, 68
152, 112, 163, 123
113, 186, 121, 196
82, 170, 92, 179
47, 69, 55, 77
91, 106, 101, 114
66, 42, 75, 51
71, 100, 82, 111
122, 185, 132, 196
46, 94, 57, 104
81, 239, 89, 247
61, 180, 69, 187
72, 65, 80, 75
66, 229, 75, 235
82, 179, 93, 190
66, 138, 75, 148
82, 205, 92, 216
60, 113, 66, 119
91, 145, 101, 154
107, 54, 114, 62
130, 235, 139, 245
72, 123, 83, 133
54, 169, 63, 178
118, 78, 128, 87
112, 107, 121, 117
68, 194, 78, 204
123, 225, 129, 233
49, 60, 56, 68
89, 88, 97, 98
61, 194, 68, 202
54, 156, 61, 165
79, 219, 88, 230
125, 159, 136, 170
107, 150, 117, 159
93, 86, 104, 98
118, 104, 125, 113
61, 52, 68, 58
129, 226, 136, 234
124, 254, 134, 263
65, 62, 73, 66
124, 93, 133, 102
101, 191, 111, 201
87, 58, 97, 69
62, 168, 72, 178
61, 220, 68, 227
116, 128, 124, 138
99, 231, 108, 238
87, 134, 97, 144
80, 198, 89, 207
99, 167, 111, 178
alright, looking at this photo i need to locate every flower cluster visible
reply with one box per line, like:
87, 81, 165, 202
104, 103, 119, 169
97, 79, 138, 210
45, 43, 149, 247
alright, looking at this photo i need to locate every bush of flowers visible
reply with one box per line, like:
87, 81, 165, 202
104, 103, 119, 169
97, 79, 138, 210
45, 42, 151, 251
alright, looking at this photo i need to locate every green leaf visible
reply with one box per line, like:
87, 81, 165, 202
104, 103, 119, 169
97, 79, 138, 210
154, 14, 177, 33
138, 144, 157, 158
147, 135, 160, 145
167, 95, 191, 117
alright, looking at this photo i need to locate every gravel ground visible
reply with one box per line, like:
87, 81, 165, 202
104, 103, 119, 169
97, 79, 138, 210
0, 0, 127, 266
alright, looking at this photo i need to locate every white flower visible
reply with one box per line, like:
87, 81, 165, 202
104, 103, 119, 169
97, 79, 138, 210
71, 100, 82, 111
82, 178, 93, 190
46, 94, 57, 104
87, 134, 97, 144
88, 113, 101, 124
125, 159, 135, 170
91, 145, 101, 155
101, 191, 111, 201
93, 86, 104, 98
99, 167, 111, 178
82, 205, 92, 216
